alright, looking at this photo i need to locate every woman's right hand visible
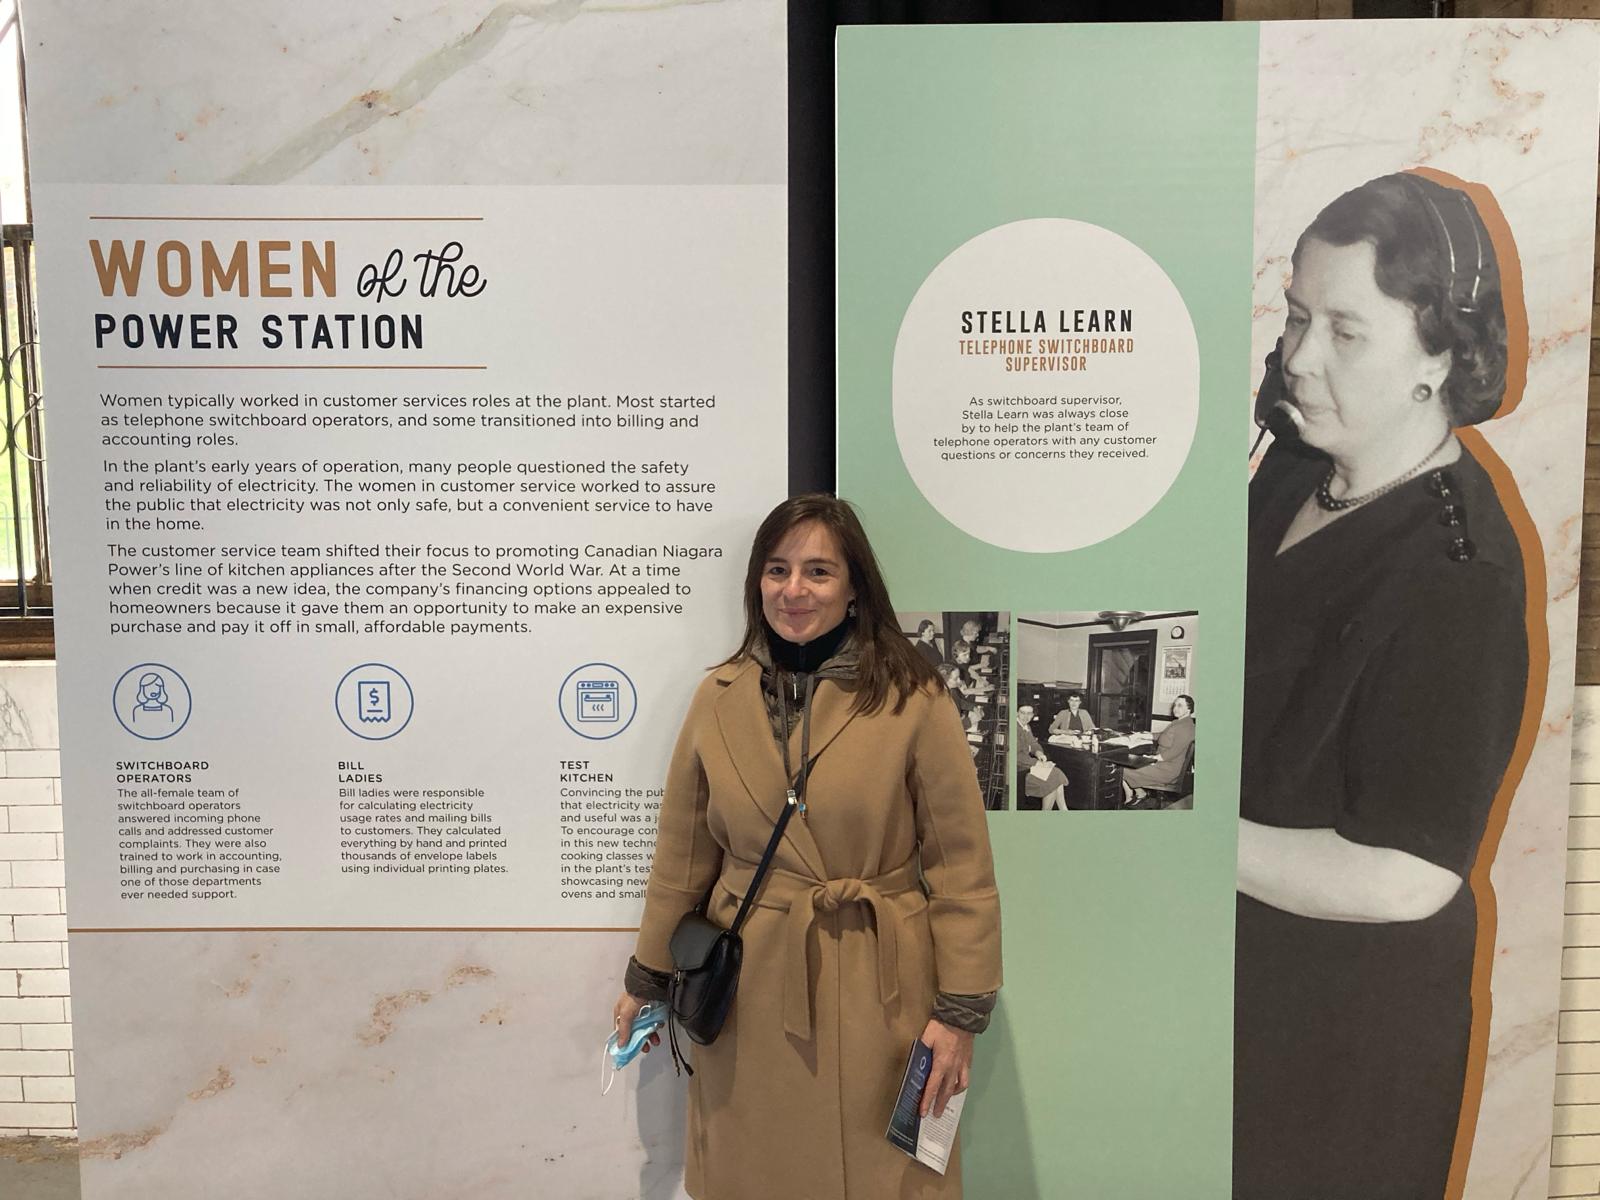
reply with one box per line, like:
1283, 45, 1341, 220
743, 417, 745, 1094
613, 991, 661, 1054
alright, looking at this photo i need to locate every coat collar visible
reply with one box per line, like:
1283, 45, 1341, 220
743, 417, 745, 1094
711, 658, 863, 879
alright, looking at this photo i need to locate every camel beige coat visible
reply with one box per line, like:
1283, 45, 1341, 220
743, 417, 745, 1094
635, 659, 1003, 1200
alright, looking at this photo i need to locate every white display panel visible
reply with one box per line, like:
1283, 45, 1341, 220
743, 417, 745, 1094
40, 184, 784, 933
22, 2, 786, 1192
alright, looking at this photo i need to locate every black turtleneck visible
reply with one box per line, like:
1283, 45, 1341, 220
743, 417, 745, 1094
764, 617, 851, 674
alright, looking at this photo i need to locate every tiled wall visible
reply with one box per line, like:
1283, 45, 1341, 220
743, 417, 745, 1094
1555, 690, 1600, 1197
0, 661, 72, 1135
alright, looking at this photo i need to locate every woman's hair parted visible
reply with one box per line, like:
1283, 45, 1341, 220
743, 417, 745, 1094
727, 494, 942, 714
1294, 172, 1508, 427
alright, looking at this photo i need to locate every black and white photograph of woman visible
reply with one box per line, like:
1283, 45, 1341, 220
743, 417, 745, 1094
901, 611, 1010, 810
1233, 170, 1536, 1199
1014, 610, 1199, 811
1119, 694, 1194, 809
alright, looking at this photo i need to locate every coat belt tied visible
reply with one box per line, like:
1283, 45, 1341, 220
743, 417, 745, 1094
718, 855, 923, 1041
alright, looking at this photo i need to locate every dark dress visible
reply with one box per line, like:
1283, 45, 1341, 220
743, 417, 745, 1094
1233, 440, 1529, 1199
1049, 708, 1095, 735
1013, 718, 1067, 810
1120, 715, 1195, 791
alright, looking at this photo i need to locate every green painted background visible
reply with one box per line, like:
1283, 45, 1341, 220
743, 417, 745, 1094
836, 23, 1259, 1196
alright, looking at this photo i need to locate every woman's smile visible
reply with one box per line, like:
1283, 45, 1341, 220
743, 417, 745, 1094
760, 519, 854, 644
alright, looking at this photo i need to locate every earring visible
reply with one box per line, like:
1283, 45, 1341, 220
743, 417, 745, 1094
847, 600, 857, 619
1412, 383, 1433, 403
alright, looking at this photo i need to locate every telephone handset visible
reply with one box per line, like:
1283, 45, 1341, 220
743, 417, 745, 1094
1251, 337, 1302, 457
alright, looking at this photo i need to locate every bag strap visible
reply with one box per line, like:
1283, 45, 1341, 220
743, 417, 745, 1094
666, 1001, 693, 1077
728, 671, 813, 935
777, 668, 816, 810
666, 672, 816, 1078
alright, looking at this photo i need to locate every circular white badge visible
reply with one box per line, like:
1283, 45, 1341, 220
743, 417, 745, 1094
893, 219, 1199, 553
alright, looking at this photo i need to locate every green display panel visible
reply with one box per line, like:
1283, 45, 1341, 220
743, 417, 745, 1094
837, 24, 1259, 1196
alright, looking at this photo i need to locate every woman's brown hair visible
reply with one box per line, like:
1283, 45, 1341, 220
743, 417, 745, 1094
726, 494, 941, 714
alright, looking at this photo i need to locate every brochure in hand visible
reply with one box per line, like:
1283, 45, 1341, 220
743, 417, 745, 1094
885, 1040, 966, 1175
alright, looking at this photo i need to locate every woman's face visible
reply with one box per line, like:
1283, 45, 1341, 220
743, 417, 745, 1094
1067, 695, 1081, 711
760, 520, 854, 645
953, 644, 971, 665
960, 620, 980, 642
1172, 696, 1192, 719
1279, 238, 1451, 460
918, 623, 936, 643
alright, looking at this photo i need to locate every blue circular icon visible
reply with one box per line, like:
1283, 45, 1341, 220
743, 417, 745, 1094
335, 663, 415, 740
113, 663, 192, 740
558, 663, 638, 740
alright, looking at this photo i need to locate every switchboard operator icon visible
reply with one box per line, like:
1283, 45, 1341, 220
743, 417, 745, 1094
131, 671, 176, 726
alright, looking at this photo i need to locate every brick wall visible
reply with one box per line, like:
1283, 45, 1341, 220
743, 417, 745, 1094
0, 661, 72, 1134
1557, 774, 1600, 1197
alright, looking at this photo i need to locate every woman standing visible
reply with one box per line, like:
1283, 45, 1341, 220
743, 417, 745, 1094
1234, 173, 1531, 1198
612, 495, 1003, 1200
952, 619, 997, 687
913, 618, 945, 669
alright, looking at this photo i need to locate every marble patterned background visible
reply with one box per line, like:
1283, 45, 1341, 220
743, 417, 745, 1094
68, 929, 694, 1199
20, 0, 783, 1196
25, 0, 786, 188
1249, 20, 1600, 1198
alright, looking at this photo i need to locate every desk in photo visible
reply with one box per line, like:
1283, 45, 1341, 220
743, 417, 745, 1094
1035, 739, 1158, 810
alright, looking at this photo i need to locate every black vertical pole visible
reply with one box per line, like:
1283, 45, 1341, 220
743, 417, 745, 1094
787, 2, 838, 496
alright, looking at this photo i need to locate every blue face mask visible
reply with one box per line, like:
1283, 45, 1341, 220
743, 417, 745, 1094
601, 1004, 667, 1095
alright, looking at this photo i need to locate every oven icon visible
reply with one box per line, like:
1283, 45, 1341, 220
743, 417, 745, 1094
559, 663, 637, 740
576, 679, 621, 722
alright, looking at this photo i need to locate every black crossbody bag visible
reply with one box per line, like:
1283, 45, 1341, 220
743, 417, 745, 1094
665, 674, 813, 1075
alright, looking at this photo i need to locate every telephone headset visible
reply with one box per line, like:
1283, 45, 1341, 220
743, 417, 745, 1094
1248, 174, 1489, 564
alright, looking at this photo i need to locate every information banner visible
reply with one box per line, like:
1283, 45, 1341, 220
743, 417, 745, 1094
40, 184, 782, 932
25, 2, 788, 1194
838, 19, 1598, 1199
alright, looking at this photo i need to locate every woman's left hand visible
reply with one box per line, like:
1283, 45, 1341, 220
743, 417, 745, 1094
919, 1018, 974, 1118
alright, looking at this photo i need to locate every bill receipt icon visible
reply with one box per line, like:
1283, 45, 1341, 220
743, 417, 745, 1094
335, 663, 412, 741
358, 681, 392, 723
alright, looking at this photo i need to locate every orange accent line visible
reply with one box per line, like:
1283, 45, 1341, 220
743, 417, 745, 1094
1444, 427, 1549, 1200
68, 926, 641, 934
1398, 167, 1550, 1200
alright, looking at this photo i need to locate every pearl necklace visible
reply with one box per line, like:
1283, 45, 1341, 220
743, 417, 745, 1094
1315, 431, 1455, 512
